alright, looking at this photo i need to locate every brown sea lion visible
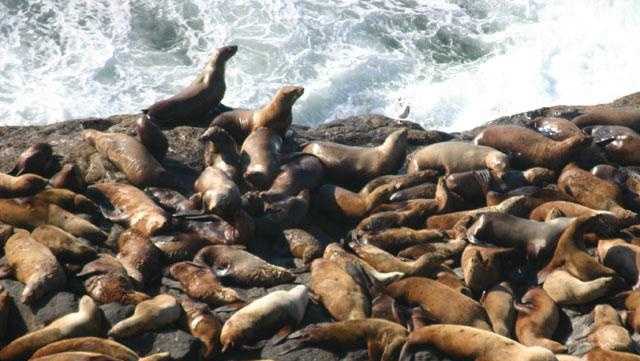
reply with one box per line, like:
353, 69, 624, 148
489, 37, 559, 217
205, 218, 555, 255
313, 183, 400, 221
358, 170, 439, 197
30, 337, 170, 361
10, 142, 54, 176
461, 245, 518, 294
532, 116, 585, 140
179, 212, 253, 246
281, 227, 325, 264
543, 270, 616, 306
349, 241, 446, 277
406, 141, 509, 175
3, 230, 66, 303
426, 195, 529, 230
357, 199, 439, 233
388, 183, 436, 202
394, 239, 466, 261
31, 225, 97, 262
194, 245, 294, 287
219, 285, 309, 352
588, 124, 640, 144
0, 172, 47, 198
30, 352, 120, 361
151, 232, 209, 262
584, 348, 640, 361
529, 201, 636, 230
283, 319, 408, 361
515, 288, 566, 353
591, 164, 628, 185
144, 45, 238, 126
83, 130, 173, 187
116, 229, 162, 286
602, 134, 640, 165
135, 114, 168, 162
194, 166, 240, 217
200, 125, 241, 180
385, 277, 491, 330
207, 85, 304, 141
32, 187, 101, 216
302, 129, 407, 188
49, 163, 86, 193
485, 186, 575, 209
399, 324, 557, 361
322, 243, 404, 285
435, 267, 472, 296
597, 238, 640, 287
0, 296, 102, 361
78, 254, 150, 305
481, 282, 516, 338
240, 127, 282, 190
90, 182, 169, 237
620, 290, 640, 333
358, 227, 447, 253
474, 125, 590, 169
168, 261, 243, 307
109, 294, 181, 339
180, 298, 223, 360
572, 107, 640, 131
588, 304, 631, 352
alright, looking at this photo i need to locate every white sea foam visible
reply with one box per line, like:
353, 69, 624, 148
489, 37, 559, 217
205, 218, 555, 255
1, 0, 639, 130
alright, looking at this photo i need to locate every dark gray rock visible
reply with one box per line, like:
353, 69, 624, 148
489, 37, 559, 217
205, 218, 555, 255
121, 329, 200, 361
100, 302, 135, 329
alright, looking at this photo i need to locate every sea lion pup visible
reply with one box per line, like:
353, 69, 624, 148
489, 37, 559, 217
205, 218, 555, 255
597, 238, 640, 287
194, 245, 295, 287
194, 166, 241, 217
10, 142, 54, 176
89, 182, 169, 237
144, 45, 238, 126
78, 254, 150, 305
281, 227, 325, 264
385, 277, 491, 330
399, 325, 557, 361
466, 213, 573, 257
282, 319, 408, 361
0, 172, 47, 198
515, 287, 566, 353
240, 127, 282, 190
168, 261, 243, 307
116, 229, 162, 286
587, 304, 632, 352
135, 115, 168, 163
313, 182, 400, 221
585, 348, 640, 361
302, 129, 408, 188
532, 116, 585, 141
537, 218, 616, 283
572, 107, 640, 131
542, 270, 616, 306
180, 298, 223, 360
2, 230, 66, 303
82, 130, 172, 187
30, 337, 170, 361
322, 243, 404, 285
481, 282, 516, 338
461, 245, 518, 294
426, 195, 529, 230
388, 183, 436, 202
0, 296, 102, 361
31, 225, 97, 262
406, 141, 509, 175
219, 285, 309, 352
50, 163, 86, 193
207, 84, 304, 141
109, 294, 181, 339
358, 227, 446, 253
349, 241, 447, 277
474, 125, 590, 169
200, 125, 241, 180
358, 169, 439, 197
309, 258, 371, 321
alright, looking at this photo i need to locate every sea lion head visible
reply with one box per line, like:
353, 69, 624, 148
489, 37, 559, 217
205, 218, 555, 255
16, 173, 49, 194
215, 45, 238, 63
485, 151, 509, 175
277, 85, 305, 106
12, 143, 54, 176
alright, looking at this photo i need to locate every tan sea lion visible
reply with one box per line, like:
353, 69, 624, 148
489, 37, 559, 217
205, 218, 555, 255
135, 115, 168, 162
474, 125, 590, 169
168, 261, 243, 307
31, 337, 170, 361
194, 166, 241, 217
31, 225, 97, 262
32, 187, 101, 216
90, 182, 169, 237
194, 245, 295, 287
620, 290, 640, 333
602, 134, 640, 165
359, 227, 447, 253
313, 183, 400, 221
426, 195, 529, 230
0, 296, 102, 361
543, 270, 616, 306
481, 282, 516, 338
349, 241, 446, 277
0, 172, 47, 198
78, 254, 150, 305
116, 229, 162, 286
281, 227, 325, 264
207, 85, 304, 141
584, 347, 640, 361
572, 107, 640, 131
10, 142, 54, 176
3, 230, 66, 303
180, 298, 223, 360
240, 127, 282, 190
588, 304, 631, 352
302, 129, 408, 188
532, 116, 584, 141
30, 352, 120, 361
144, 45, 238, 127
200, 125, 241, 180
219, 285, 309, 352
529, 201, 636, 229
385, 277, 491, 330
406, 141, 509, 175
514, 288, 566, 353
461, 245, 518, 294
392, 240, 466, 261
151, 232, 210, 262
109, 294, 181, 339
399, 324, 557, 361
283, 319, 408, 361
322, 243, 404, 286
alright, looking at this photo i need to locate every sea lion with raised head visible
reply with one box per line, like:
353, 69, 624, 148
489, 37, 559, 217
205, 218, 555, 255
168, 261, 243, 307
116, 229, 162, 286
406, 141, 509, 175
30, 337, 170, 361
532, 116, 585, 141
144, 45, 238, 127
194, 166, 241, 217
78, 254, 150, 305
0, 172, 47, 198
180, 298, 223, 360
481, 282, 516, 338
135, 114, 168, 162
572, 107, 640, 131
542, 269, 617, 306
49, 163, 86, 193
302, 129, 408, 188
109, 294, 181, 339
313, 182, 401, 221
240, 127, 282, 190
200, 125, 241, 180
31, 225, 97, 263
588, 304, 632, 352
514, 287, 566, 353
10, 142, 54, 176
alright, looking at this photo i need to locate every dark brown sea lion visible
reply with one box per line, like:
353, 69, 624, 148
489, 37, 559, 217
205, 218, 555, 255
602, 134, 640, 165
0, 172, 47, 198
78, 254, 150, 305
30, 337, 170, 361
591, 164, 628, 185
3, 230, 66, 303
481, 282, 516, 338
31, 225, 97, 262
108, 294, 181, 339
240, 127, 282, 190
313, 183, 399, 221
50, 163, 86, 193
144, 45, 238, 127
168, 261, 243, 307
179, 211, 253, 246
30, 352, 120, 361
514, 287, 566, 353
135, 114, 168, 162
358, 227, 447, 253
302, 129, 408, 188
407, 141, 510, 175
151, 232, 209, 262
283, 319, 408, 361
251, 153, 325, 204
461, 245, 518, 294
200, 125, 241, 180
349, 241, 446, 277
572, 107, 640, 131
588, 304, 632, 352
529, 201, 636, 230
531, 116, 584, 140
180, 298, 223, 360
281, 227, 325, 264
388, 183, 436, 202
395, 239, 467, 261
207, 85, 304, 141
597, 238, 640, 287
116, 229, 162, 286
474, 125, 590, 169
194, 166, 240, 217
543, 269, 616, 306
194, 245, 294, 287
10, 142, 54, 176
357, 199, 439, 233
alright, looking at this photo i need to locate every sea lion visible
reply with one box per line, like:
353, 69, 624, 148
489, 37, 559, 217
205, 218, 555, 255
406, 141, 509, 175
89, 182, 169, 237
10, 142, 54, 176
3, 230, 66, 303
385, 277, 491, 330
358, 227, 447, 253
145, 187, 191, 213
281, 227, 325, 264
349, 241, 446, 277
0, 172, 47, 198
435, 267, 472, 296
180, 298, 223, 360
426, 195, 529, 230
116, 229, 162, 286
78, 254, 150, 305
394, 239, 467, 261
591, 164, 628, 185
399, 324, 557, 361
515, 288, 566, 353
529, 201, 636, 229
388, 183, 436, 202
219, 285, 309, 352
309, 258, 371, 321
597, 238, 640, 287
168, 261, 243, 307
620, 290, 640, 333
179, 212, 252, 246
109, 294, 181, 339
240, 127, 282, 190
602, 134, 640, 165
282, 319, 408, 361
194, 245, 295, 287
32, 187, 101, 216
151, 232, 209, 262
31, 225, 97, 262
302, 129, 408, 188
322, 243, 404, 286
474, 125, 590, 169
144, 45, 238, 127
357, 199, 439, 233
532, 116, 584, 141
572, 107, 640, 131
584, 348, 640, 361
313, 183, 400, 221
0, 296, 102, 361
135, 114, 168, 162
49, 163, 87, 194
82, 130, 172, 187
30, 337, 170, 361
542, 269, 617, 306
589, 124, 640, 143
481, 282, 516, 338
588, 304, 632, 352
358, 170, 439, 197
29, 352, 121, 361
200, 125, 241, 180
194, 166, 241, 217
461, 245, 518, 294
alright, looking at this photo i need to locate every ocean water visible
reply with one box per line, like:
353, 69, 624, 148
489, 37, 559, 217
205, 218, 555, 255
1, 0, 640, 131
